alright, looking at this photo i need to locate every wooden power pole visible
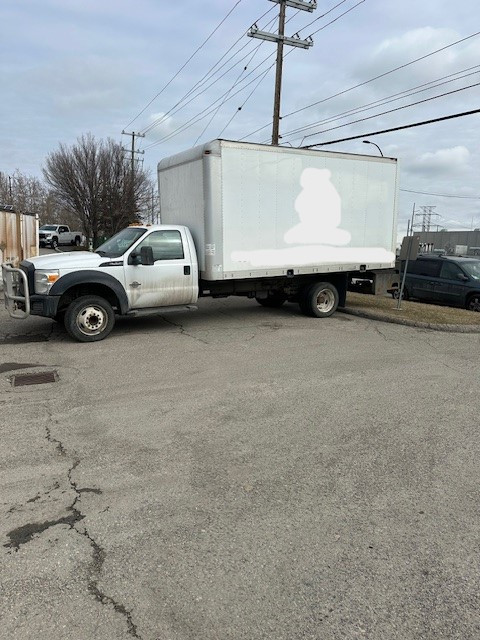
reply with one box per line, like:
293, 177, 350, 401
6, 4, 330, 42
248, 0, 316, 145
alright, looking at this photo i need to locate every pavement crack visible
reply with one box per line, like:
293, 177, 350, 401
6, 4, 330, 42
160, 316, 209, 345
373, 324, 389, 342
5, 405, 142, 639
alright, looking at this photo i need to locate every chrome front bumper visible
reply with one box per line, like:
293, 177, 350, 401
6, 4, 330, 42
1, 263, 30, 319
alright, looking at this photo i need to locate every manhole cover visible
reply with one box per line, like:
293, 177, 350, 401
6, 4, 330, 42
12, 371, 58, 387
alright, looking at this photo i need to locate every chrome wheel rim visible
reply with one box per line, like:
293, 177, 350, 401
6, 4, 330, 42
76, 305, 107, 335
315, 288, 335, 313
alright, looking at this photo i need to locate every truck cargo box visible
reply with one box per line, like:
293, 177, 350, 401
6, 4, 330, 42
158, 139, 398, 281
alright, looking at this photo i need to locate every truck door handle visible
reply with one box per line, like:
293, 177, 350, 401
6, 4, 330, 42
184, 266, 191, 275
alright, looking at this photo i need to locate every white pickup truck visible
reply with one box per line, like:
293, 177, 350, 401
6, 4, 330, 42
39, 224, 84, 249
2, 140, 398, 342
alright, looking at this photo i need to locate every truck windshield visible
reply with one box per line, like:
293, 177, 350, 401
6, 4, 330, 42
462, 260, 480, 281
40, 225, 57, 231
95, 227, 147, 257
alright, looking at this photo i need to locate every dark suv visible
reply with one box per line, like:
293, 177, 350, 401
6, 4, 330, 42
394, 255, 480, 311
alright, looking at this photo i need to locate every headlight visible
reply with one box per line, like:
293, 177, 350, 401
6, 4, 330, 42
34, 270, 60, 294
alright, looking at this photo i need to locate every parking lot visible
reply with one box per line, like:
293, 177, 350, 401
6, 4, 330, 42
1, 295, 479, 639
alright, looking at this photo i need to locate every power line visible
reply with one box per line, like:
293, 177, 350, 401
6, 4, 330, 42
294, 0, 351, 32
287, 80, 480, 144
301, 107, 480, 148
193, 43, 265, 146
217, 67, 272, 139
304, 0, 365, 38
240, 29, 480, 141
400, 188, 480, 199
124, 0, 244, 130
274, 65, 480, 141
140, 43, 267, 135
138, 6, 282, 137
143, 59, 278, 150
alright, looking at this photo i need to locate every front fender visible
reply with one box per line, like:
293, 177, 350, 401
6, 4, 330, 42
49, 270, 129, 314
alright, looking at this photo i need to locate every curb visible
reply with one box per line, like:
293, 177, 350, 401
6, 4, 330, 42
339, 307, 480, 333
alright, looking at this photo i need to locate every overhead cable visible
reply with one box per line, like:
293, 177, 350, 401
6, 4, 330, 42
143, 60, 277, 150
283, 65, 480, 137
291, 80, 480, 145
240, 29, 480, 141
124, 0, 245, 130
301, 108, 480, 148
400, 189, 480, 199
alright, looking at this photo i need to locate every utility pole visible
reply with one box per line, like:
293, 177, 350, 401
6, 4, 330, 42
248, 0, 315, 145
122, 131, 145, 177
122, 131, 145, 217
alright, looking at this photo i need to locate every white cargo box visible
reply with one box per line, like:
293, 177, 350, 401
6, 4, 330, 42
158, 139, 398, 281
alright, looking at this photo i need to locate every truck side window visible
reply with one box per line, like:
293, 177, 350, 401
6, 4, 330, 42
59, 226, 68, 233
137, 230, 184, 261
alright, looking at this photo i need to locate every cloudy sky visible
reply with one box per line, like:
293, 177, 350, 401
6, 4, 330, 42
1, 0, 479, 236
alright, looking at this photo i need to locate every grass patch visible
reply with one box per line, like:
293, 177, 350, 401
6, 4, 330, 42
345, 292, 480, 326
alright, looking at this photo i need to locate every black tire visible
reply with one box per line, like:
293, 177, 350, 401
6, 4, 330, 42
64, 295, 115, 342
466, 294, 480, 312
74, 236, 81, 247
255, 292, 287, 308
393, 287, 409, 301
300, 282, 339, 318
53, 311, 66, 324
51, 237, 58, 249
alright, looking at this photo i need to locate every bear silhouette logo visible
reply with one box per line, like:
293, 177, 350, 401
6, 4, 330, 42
284, 168, 351, 246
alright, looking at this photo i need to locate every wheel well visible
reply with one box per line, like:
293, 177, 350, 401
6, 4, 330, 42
58, 284, 121, 313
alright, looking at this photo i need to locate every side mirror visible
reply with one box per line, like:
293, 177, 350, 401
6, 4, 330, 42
140, 246, 154, 265
458, 273, 469, 281
129, 246, 154, 265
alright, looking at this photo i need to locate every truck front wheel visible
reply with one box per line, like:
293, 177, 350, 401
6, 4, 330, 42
300, 282, 339, 318
51, 237, 58, 249
64, 295, 115, 342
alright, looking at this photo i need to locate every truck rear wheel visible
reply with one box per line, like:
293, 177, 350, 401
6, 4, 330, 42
73, 236, 81, 246
300, 282, 339, 317
255, 292, 287, 308
64, 295, 115, 342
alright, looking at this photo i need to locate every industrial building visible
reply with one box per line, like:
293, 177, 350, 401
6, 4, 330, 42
416, 229, 480, 256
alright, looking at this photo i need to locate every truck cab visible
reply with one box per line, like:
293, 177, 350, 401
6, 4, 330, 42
3, 225, 198, 341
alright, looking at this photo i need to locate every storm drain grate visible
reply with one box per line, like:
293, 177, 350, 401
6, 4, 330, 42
12, 371, 58, 387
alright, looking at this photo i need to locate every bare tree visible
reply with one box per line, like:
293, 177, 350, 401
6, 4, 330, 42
0, 170, 50, 216
43, 134, 153, 246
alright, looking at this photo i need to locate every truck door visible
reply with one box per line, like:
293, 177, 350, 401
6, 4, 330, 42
124, 229, 197, 309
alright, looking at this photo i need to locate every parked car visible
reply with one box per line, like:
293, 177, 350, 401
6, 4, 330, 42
389, 255, 480, 311
39, 225, 84, 249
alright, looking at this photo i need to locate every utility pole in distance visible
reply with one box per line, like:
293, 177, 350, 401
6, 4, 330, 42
248, 0, 315, 145
121, 130, 145, 177
122, 131, 145, 217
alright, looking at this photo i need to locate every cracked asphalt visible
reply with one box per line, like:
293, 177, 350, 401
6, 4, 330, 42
1, 294, 479, 639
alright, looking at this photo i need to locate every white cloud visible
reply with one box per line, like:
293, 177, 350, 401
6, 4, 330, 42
408, 145, 470, 176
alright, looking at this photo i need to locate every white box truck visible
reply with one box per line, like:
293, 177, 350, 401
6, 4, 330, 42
2, 140, 398, 342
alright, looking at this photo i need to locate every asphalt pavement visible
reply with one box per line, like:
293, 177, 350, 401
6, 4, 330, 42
0, 294, 479, 639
